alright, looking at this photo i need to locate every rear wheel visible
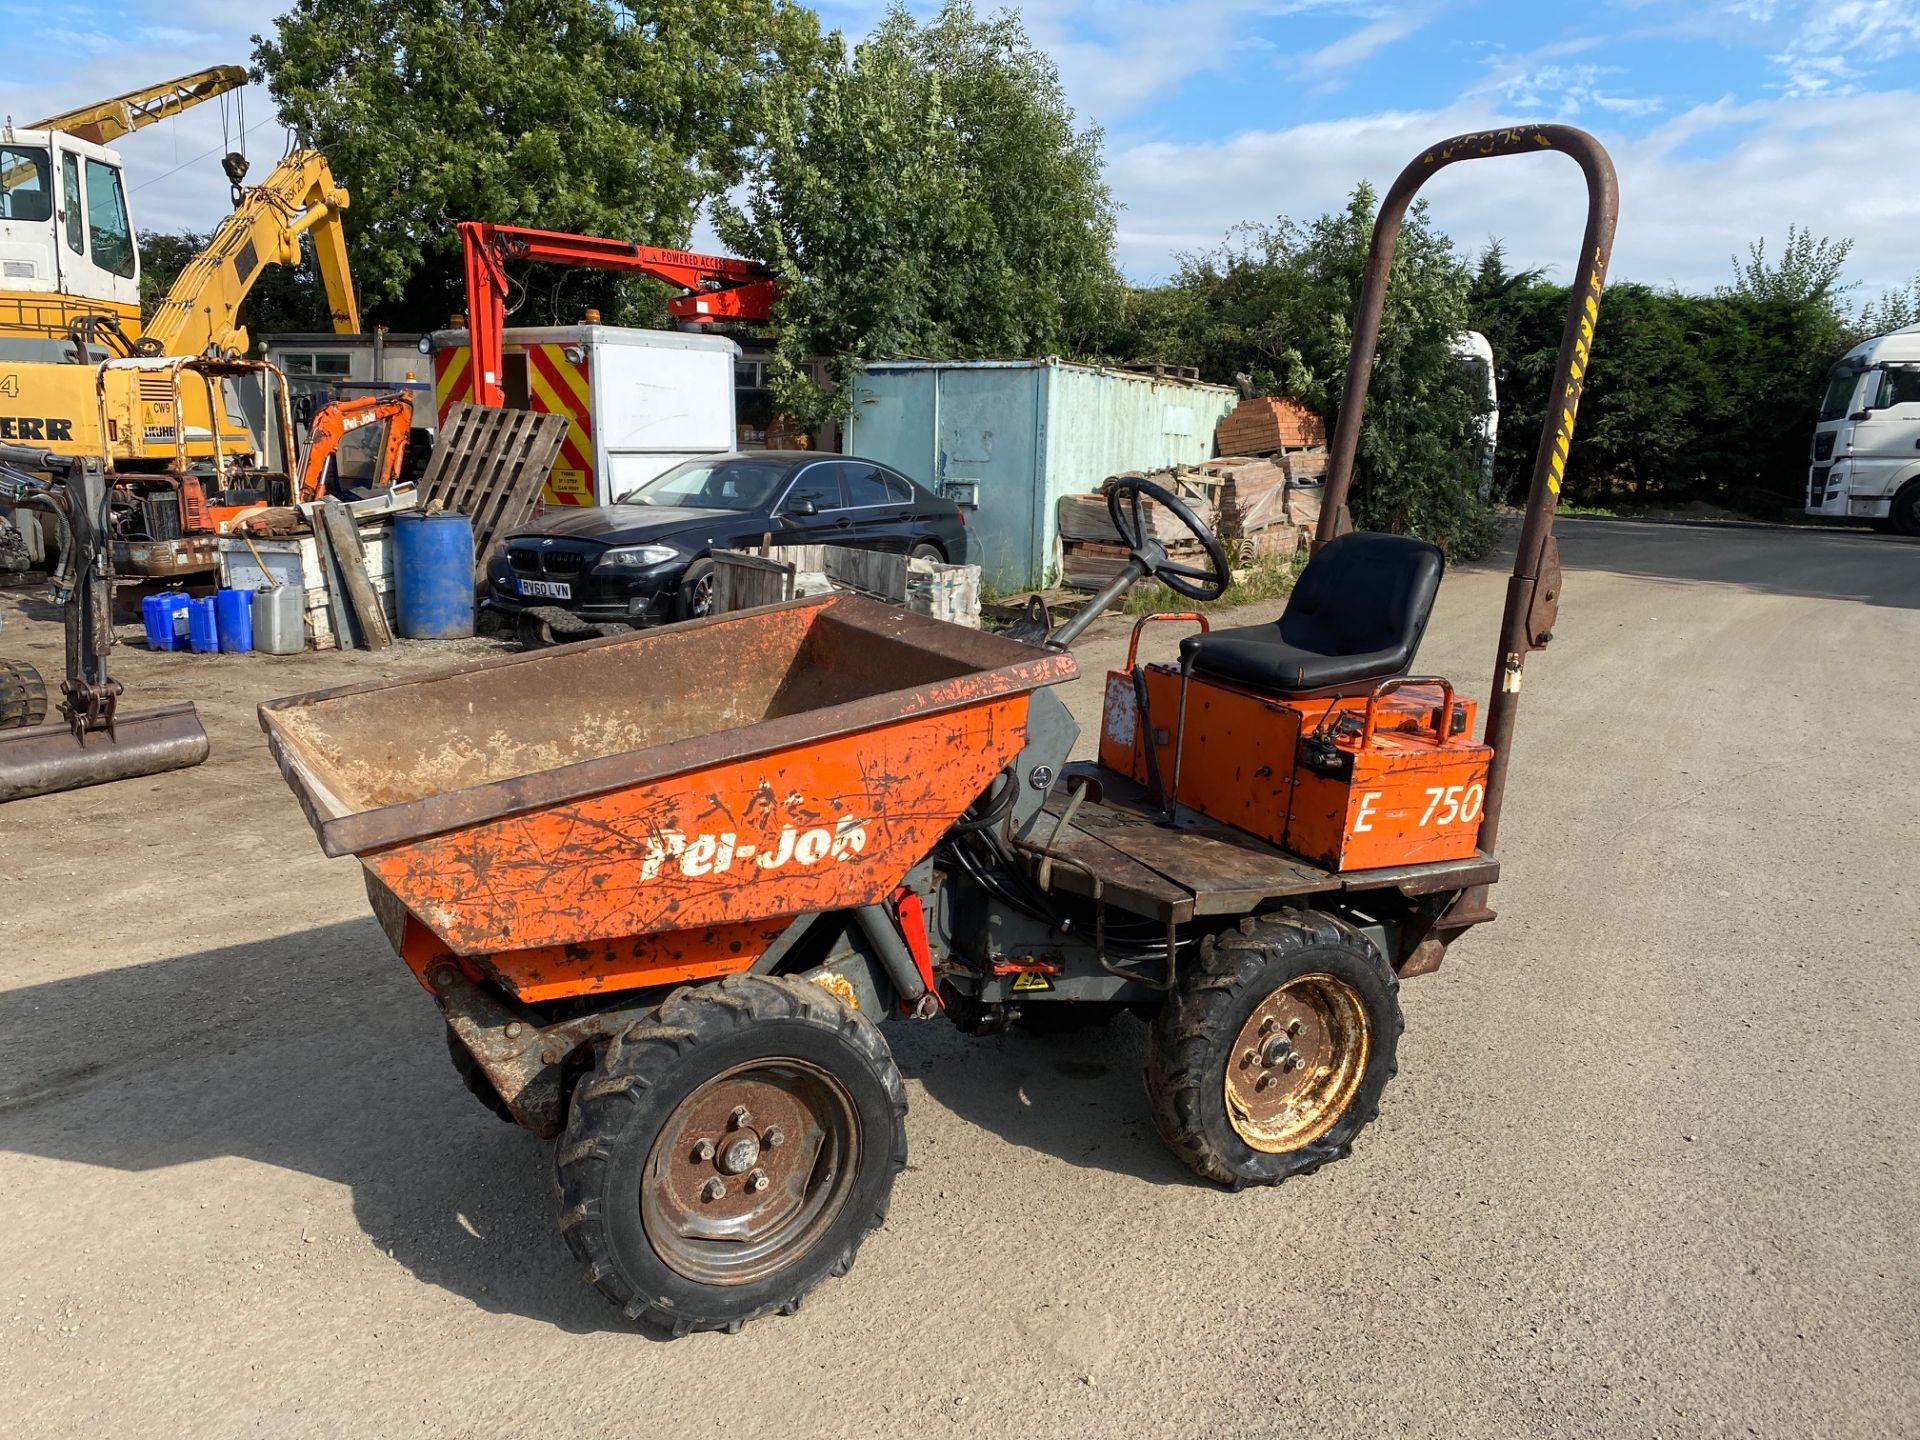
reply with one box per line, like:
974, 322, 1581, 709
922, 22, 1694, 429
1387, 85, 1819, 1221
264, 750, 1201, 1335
675, 558, 716, 620
909, 542, 945, 564
0, 660, 48, 731
1146, 909, 1400, 1188
554, 975, 907, 1334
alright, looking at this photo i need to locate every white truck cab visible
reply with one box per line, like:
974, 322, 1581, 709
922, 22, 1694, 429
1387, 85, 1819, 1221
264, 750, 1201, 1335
1807, 324, 1920, 534
0, 128, 142, 361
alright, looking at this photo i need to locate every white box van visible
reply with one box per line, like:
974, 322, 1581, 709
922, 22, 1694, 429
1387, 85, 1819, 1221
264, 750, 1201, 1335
429, 324, 739, 509
1807, 324, 1920, 534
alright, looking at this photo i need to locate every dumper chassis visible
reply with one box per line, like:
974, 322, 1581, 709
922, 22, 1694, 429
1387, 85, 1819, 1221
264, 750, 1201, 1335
263, 125, 1618, 1334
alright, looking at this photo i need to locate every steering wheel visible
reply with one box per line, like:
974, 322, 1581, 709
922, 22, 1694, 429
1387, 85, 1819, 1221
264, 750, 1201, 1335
1105, 475, 1231, 602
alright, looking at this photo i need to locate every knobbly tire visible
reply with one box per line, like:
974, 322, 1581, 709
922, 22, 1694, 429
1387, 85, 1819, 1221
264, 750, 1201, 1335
0, 660, 48, 731
445, 1025, 517, 1124
1146, 909, 1401, 1189
554, 974, 907, 1335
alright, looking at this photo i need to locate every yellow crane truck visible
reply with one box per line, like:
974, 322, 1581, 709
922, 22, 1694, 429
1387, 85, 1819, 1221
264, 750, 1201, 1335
0, 67, 359, 575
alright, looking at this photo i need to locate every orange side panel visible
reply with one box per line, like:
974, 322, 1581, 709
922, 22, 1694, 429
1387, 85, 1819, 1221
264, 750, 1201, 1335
1286, 741, 1491, 871
364, 695, 1029, 961
1097, 665, 1490, 869
527, 343, 595, 506
433, 346, 470, 425
395, 911, 782, 1002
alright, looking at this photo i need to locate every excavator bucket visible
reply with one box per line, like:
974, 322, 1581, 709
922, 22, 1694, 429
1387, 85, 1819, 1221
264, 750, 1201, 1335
0, 449, 213, 802
0, 702, 210, 803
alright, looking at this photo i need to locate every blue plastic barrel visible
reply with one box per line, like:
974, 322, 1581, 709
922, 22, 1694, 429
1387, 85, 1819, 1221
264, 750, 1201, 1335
142, 594, 176, 651
187, 596, 220, 653
143, 592, 192, 651
215, 588, 254, 653
393, 511, 475, 639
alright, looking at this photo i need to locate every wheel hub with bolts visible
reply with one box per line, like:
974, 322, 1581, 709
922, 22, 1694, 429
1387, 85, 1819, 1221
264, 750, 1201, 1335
1224, 973, 1370, 1152
642, 1060, 859, 1285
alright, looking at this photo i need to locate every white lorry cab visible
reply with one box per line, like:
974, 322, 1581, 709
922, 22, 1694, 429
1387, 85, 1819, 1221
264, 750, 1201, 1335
1807, 324, 1920, 534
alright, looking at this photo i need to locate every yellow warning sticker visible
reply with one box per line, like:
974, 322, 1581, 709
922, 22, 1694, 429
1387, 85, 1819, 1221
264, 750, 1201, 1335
1010, 972, 1053, 993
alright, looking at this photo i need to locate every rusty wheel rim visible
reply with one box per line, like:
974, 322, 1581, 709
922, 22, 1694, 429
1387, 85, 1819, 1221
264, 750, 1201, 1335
1223, 973, 1369, 1153
641, 1059, 860, 1286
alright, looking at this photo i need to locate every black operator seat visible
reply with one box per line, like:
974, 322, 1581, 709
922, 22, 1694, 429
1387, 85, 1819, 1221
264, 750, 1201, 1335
1179, 531, 1445, 698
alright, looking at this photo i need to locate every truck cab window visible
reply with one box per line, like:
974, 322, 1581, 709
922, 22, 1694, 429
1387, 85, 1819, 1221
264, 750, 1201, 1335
83, 158, 134, 278
1818, 367, 1861, 421
60, 153, 83, 254
0, 146, 53, 222
1872, 367, 1920, 410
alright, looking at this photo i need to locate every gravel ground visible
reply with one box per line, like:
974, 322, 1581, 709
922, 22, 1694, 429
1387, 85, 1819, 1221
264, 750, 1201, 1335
0, 517, 1914, 1439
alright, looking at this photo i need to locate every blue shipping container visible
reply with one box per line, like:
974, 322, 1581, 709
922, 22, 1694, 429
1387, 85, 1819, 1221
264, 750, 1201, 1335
842, 360, 1239, 589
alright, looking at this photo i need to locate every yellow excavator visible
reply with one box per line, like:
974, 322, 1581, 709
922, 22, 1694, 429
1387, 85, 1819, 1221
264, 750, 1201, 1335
0, 68, 360, 799
1, 65, 359, 577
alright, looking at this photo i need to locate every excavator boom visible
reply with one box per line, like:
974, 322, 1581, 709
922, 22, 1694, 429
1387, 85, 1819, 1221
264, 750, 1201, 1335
145, 150, 360, 358
29, 65, 248, 147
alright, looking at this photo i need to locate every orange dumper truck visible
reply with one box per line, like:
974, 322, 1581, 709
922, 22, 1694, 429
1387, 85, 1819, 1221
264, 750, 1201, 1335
263, 126, 1617, 1334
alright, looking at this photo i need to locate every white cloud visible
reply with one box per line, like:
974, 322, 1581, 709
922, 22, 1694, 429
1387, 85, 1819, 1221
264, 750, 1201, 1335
1107, 92, 1920, 295
1294, 10, 1430, 82
1498, 63, 1663, 118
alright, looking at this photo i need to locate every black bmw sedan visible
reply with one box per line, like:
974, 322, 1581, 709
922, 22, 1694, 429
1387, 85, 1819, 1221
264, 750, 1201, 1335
484, 451, 968, 627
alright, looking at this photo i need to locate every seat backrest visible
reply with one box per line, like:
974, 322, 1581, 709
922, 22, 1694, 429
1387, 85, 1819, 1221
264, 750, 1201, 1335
1277, 531, 1445, 662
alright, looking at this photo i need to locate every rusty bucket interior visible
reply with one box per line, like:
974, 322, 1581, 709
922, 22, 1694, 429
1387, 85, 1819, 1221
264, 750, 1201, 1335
261, 593, 1076, 858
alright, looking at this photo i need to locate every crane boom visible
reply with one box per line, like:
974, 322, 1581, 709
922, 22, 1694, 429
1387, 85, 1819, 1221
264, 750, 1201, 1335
29, 65, 248, 146
458, 221, 780, 407
145, 150, 360, 358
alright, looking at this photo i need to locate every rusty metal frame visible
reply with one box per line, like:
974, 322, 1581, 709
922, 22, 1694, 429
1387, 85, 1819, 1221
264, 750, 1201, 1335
1315, 124, 1619, 861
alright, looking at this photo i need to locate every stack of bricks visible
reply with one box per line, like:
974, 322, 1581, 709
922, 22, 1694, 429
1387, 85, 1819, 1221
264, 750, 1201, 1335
1213, 397, 1326, 457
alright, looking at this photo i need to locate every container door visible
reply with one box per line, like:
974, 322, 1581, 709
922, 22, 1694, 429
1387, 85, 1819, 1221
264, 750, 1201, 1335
936, 368, 1037, 590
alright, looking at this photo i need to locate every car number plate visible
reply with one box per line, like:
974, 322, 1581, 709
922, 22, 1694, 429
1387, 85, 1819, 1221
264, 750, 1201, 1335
518, 579, 571, 599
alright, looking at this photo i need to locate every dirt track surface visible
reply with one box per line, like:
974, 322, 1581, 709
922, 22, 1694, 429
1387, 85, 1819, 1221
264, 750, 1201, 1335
2, 519, 1915, 1438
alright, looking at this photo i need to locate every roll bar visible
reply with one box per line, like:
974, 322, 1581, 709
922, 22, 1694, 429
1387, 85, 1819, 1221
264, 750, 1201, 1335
1317, 125, 1619, 857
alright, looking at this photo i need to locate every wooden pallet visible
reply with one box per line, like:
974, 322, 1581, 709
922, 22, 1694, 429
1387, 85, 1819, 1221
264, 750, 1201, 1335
417, 404, 569, 578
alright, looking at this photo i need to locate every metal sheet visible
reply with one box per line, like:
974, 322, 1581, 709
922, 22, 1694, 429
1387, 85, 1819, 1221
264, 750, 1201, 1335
1339, 852, 1501, 896
1015, 817, 1195, 923
1090, 819, 1339, 914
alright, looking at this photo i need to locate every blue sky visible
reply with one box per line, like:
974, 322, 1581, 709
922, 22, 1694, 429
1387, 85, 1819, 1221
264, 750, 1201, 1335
9, 0, 1919, 299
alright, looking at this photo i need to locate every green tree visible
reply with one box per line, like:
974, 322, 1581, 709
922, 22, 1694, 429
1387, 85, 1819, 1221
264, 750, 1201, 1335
1726, 226, 1854, 308
1467, 232, 1858, 517
715, 0, 1122, 428
1859, 276, 1920, 334
1141, 186, 1494, 555
253, 0, 828, 329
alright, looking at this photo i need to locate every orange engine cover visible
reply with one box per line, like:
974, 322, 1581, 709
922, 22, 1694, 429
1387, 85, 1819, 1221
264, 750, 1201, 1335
1098, 665, 1489, 872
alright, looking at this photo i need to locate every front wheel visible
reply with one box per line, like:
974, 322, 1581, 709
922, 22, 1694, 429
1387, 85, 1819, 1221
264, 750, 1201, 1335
554, 975, 907, 1335
1146, 909, 1401, 1188
1888, 482, 1920, 538
675, 557, 716, 620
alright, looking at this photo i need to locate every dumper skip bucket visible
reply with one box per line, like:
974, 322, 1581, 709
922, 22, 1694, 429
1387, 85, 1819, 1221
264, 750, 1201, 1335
261, 594, 1076, 1002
